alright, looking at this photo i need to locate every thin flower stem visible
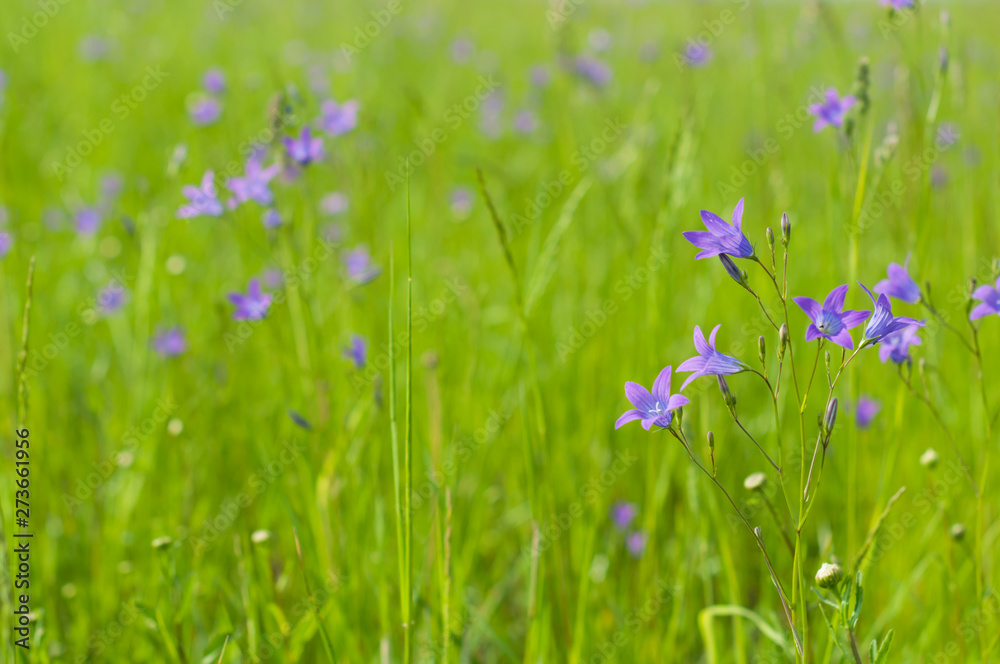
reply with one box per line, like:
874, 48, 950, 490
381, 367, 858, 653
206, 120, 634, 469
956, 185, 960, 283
921, 298, 975, 353
732, 414, 781, 473
969, 320, 993, 664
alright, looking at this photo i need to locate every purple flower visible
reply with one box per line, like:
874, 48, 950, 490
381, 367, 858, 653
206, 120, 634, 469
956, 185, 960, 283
682, 198, 754, 260
153, 327, 187, 357
261, 209, 282, 228
343, 246, 381, 285
793, 285, 871, 350
98, 282, 127, 314
100, 173, 124, 201
879, 324, 922, 364
574, 56, 612, 87
283, 127, 324, 166
320, 192, 349, 216
228, 279, 272, 321
177, 171, 224, 219
677, 325, 747, 390
855, 395, 881, 429
343, 334, 367, 369
809, 88, 856, 132
76, 208, 102, 235
203, 68, 226, 94
859, 282, 925, 344
530, 65, 551, 87
625, 531, 647, 558
451, 38, 474, 63
873, 256, 921, 304
616, 365, 690, 431
880, 0, 914, 9
450, 187, 473, 218
189, 96, 222, 126
970, 277, 1000, 320
513, 109, 538, 134
262, 268, 284, 290
609, 501, 638, 531
319, 99, 359, 136
682, 41, 713, 67
0, 231, 12, 258
227, 152, 280, 207
931, 165, 948, 189
79, 36, 110, 61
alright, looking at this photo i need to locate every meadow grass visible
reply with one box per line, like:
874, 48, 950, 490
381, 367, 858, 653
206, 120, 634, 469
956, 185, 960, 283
0, 0, 998, 662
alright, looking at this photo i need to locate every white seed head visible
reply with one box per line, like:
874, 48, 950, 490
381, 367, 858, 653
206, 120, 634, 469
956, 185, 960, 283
949, 523, 966, 542
151, 536, 173, 550
744, 472, 767, 492
920, 448, 939, 469
251, 529, 272, 544
815, 562, 843, 589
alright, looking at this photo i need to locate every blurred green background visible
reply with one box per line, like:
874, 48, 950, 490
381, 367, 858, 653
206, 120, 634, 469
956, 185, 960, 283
0, 0, 997, 661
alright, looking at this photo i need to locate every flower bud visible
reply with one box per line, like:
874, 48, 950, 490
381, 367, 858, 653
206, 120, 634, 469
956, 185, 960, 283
718, 375, 737, 410
780, 213, 790, 246
938, 46, 949, 76
152, 536, 173, 550
825, 351, 832, 374
824, 398, 838, 437
757, 336, 766, 365
744, 472, 767, 492
251, 529, 272, 544
707, 430, 715, 451
719, 255, 750, 290
920, 448, 939, 469
949, 523, 966, 542
778, 324, 789, 360
853, 56, 870, 117
765, 227, 775, 254
815, 562, 843, 589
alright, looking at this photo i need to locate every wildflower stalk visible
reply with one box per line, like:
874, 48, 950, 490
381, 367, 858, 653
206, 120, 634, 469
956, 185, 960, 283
669, 426, 802, 656
969, 320, 992, 664
404, 172, 414, 664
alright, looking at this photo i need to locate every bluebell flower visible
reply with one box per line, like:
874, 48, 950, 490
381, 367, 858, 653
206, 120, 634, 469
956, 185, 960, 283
609, 501, 638, 531
808, 88, 856, 132
228, 279, 272, 321
319, 99, 359, 136
227, 151, 280, 207
859, 282, 925, 345
970, 277, 1000, 321
626, 531, 647, 558
153, 327, 187, 357
615, 365, 690, 430
676, 325, 748, 390
0, 231, 12, 259
203, 68, 226, 94
873, 256, 921, 304
855, 395, 880, 429
189, 96, 222, 126
878, 325, 922, 364
682, 198, 754, 260
343, 334, 367, 369
177, 171, 224, 219
793, 285, 870, 350
283, 127, 324, 166
343, 246, 381, 285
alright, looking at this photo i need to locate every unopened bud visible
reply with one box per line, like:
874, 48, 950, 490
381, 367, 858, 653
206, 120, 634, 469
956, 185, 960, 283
744, 472, 767, 492
707, 430, 715, 451
758, 336, 766, 365
780, 213, 790, 246
824, 398, 838, 436
718, 375, 737, 410
938, 46, 949, 76
765, 227, 775, 254
778, 324, 789, 360
920, 448, 939, 469
949, 523, 966, 542
719, 255, 750, 290
815, 562, 843, 589
825, 351, 832, 374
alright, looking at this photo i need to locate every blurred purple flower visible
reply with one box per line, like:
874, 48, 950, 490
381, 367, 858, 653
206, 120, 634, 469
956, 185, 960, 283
451, 38, 474, 63
76, 208, 102, 235
616, 365, 690, 430
319, 99, 359, 136
343, 246, 381, 285
203, 68, 226, 94
513, 109, 538, 134
79, 36, 110, 61
855, 395, 881, 429
588, 28, 612, 52
262, 268, 284, 289
228, 279, 272, 321
970, 277, 1000, 320
284, 127, 324, 165
98, 282, 127, 314
859, 282, 925, 344
343, 334, 367, 369
626, 531, 647, 558
794, 285, 871, 350
880, 0, 914, 9
931, 165, 948, 189
682, 41, 713, 67
530, 65, 551, 87
189, 96, 222, 126
261, 208, 282, 228
878, 324, 922, 363
0, 231, 11, 258
177, 171, 224, 219
609, 501, 638, 531
873, 256, 920, 304
574, 56, 612, 87
809, 88, 856, 132
683, 198, 754, 259
677, 325, 747, 390
227, 152, 280, 207
153, 327, 187, 357
321, 192, 349, 216
100, 173, 124, 201
450, 187, 473, 218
